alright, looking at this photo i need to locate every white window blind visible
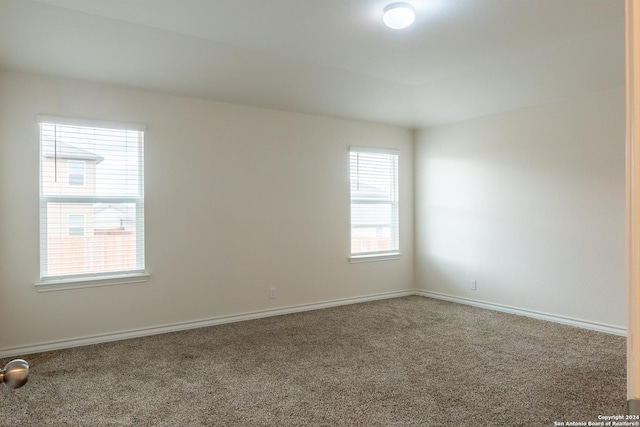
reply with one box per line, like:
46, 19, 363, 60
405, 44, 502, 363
350, 147, 399, 257
39, 116, 145, 281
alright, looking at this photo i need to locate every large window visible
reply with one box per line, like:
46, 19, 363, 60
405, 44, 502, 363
39, 116, 146, 284
350, 147, 399, 259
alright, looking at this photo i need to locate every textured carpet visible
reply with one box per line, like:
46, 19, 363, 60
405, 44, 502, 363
0, 296, 626, 426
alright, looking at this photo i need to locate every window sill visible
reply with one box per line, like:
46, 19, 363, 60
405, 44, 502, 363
34, 272, 150, 292
349, 253, 401, 263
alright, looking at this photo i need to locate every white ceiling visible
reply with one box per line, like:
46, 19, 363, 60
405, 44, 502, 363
0, 0, 626, 128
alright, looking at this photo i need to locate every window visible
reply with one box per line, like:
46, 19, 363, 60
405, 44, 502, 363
38, 116, 146, 286
67, 160, 85, 186
350, 147, 399, 260
68, 214, 85, 236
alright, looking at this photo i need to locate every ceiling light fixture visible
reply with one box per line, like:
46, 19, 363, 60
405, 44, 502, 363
383, 2, 415, 30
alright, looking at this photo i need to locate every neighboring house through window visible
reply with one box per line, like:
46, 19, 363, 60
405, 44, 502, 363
349, 147, 399, 260
38, 116, 146, 283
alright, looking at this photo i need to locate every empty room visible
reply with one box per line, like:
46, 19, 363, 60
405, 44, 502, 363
0, 0, 637, 425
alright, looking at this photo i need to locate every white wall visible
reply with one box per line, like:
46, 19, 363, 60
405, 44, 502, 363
0, 71, 414, 353
0, 67, 624, 353
415, 88, 626, 328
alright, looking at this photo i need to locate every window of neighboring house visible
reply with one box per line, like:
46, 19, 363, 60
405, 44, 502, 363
349, 147, 399, 261
68, 160, 85, 186
68, 214, 85, 236
38, 116, 147, 289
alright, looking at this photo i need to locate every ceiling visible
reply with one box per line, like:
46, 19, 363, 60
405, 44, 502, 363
0, 0, 626, 128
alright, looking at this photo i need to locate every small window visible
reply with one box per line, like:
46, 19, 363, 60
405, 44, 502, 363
350, 147, 399, 260
68, 160, 85, 186
68, 214, 85, 236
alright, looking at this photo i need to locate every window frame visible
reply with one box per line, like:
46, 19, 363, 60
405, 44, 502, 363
349, 146, 400, 263
36, 115, 149, 292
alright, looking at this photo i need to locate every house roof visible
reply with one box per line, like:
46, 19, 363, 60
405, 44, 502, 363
42, 139, 104, 164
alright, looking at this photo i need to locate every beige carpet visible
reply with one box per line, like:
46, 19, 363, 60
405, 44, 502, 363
0, 296, 626, 426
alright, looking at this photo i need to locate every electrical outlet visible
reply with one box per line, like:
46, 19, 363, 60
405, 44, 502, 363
269, 287, 277, 299
470, 280, 477, 291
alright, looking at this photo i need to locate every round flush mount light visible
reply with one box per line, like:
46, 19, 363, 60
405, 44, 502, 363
383, 2, 415, 30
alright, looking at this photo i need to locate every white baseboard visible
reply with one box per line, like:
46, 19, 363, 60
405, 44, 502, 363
415, 290, 627, 336
1, 289, 625, 358
0, 290, 415, 358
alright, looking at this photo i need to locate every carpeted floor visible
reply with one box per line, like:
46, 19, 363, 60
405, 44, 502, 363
0, 296, 626, 426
